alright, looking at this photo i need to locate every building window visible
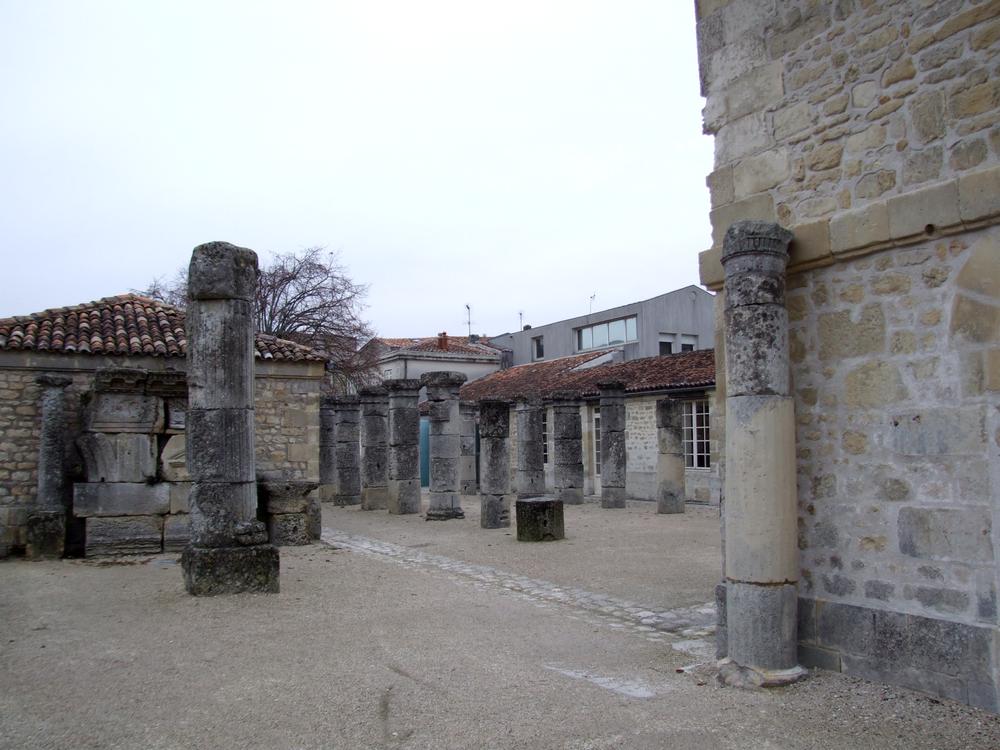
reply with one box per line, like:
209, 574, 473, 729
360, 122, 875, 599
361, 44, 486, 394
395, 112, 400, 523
593, 406, 601, 476
680, 344, 694, 352
682, 399, 710, 469
680, 334, 697, 352
576, 316, 637, 351
541, 409, 549, 464
659, 341, 673, 355
532, 335, 544, 360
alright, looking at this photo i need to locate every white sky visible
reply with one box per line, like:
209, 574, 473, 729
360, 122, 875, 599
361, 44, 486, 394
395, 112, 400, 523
0, 1, 714, 338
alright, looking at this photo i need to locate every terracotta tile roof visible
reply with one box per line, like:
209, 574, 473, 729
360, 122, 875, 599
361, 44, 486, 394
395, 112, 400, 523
0, 294, 325, 362
459, 349, 715, 403
374, 335, 501, 357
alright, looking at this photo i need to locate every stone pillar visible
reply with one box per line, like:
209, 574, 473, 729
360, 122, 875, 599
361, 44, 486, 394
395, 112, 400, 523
25, 374, 72, 559
479, 399, 513, 529
359, 386, 389, 511
656, 397, 686, 514
324, 396, 361, 506
514, 399, 546, 498
718, 220, 803, 686
550, 392, 584, 505
181, 241, 278, 596
458, 402, 479, 494
422, 371, 467, 520
385, 378, 421, 515
598, 381, 627, 509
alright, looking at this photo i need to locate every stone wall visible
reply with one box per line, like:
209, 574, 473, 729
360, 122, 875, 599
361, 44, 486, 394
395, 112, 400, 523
696, 0, 999, 709
255, 370, 322, 482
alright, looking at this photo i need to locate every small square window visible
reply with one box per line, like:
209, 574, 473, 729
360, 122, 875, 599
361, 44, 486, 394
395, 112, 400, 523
659, 341, 673, 355
681, 343, 694, 352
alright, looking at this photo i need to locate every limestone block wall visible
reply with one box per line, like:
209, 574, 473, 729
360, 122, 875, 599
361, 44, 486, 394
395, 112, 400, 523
254, 366, 322, 482
696, 0, 1000, 710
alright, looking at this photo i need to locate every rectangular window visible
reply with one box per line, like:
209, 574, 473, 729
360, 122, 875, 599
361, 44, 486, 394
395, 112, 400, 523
593, 406, 601, 476
681, 343, 694, 352
532, 336, 544, 360
682, 399, 710, 469
575, 315, 638, 352
659, 341, 673, 355
541, 409, 549, 464
680, 334, 697, 352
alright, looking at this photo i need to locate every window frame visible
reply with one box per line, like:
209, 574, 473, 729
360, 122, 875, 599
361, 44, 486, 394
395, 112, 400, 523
682, 399, 711, 470
575, 315, 639, 352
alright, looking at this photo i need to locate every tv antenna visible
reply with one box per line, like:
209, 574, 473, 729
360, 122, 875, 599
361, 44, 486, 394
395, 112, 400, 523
465, 303, 472, 337
518, 310, 524, 329
589, 293, 597, 314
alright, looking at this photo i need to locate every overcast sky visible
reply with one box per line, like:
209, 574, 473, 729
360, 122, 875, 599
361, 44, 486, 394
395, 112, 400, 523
0, 1, 713, 338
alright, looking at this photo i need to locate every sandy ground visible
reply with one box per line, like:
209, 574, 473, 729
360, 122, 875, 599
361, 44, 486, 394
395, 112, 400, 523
2, 495, 999, 750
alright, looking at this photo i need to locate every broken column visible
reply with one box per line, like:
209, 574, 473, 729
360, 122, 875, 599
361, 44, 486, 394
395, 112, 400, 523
322, 396, 361, 506
478, 399, 513, 529
550, 392, 584, 505
718, 220, 803, 686
181, 240, 279, 596
422, 371, 467, 520
458, 402, 479, 494
359, 386, 389, 511
598, 381, 627, 509
656, 397, 685, 514
514, 399, 546, 498
385, 378, 421, 515
25, 374, 73, 559
258, 481, 319, 545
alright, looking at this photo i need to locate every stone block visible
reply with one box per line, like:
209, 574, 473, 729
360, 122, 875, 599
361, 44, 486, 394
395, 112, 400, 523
830, 202, 890, 254
430, 434, 461, 460
706, 165, 735, 208
555, 486, 584, 505
362, 414, 388, 446
480, 493, 512, 529
188, 482, 257, 547
73, 482, 170, 517
426, 492, 464, 520
709, 193, 776, 248
816, 601, 875, 656
657, 481, 685, 514
429, 456, 458, 493
714, 111, 772, 168
733, 148, 789, 199
479, 441, 510, 495
600, 431, 627, 487
773, 101, 813, 141
726, 581, 799, 672
188, 241, 258, 301
361, 485, 389, 511
599, 403, 626, 434
553, 439, 583, 466
361, 445, 388, 485
306, 496, 321, 541
898, 507, 993, 563
388, 407, 419, 446
185, 408, 256, 482
165, 397, 186, 432
891, 407, 986, 455
907, 615, 993, 683
163, 513, 191, 552
185, 299, 254, 408
956, 234, 1000, 297
86, 515, 163, 556
950, 295, 1000, 344
887, 181, 960, 240
515, 498, 564, 542
25, 510, 65, 560
336, 421, 360, 444
600, 486, 627, 509
844, 361, 906, 408
699, 247, 724, 289
258, 481, 318, 514
267, 513, 310, 546
334, 442, 360, 469
77, 433, 157, 483
789, 219, 831, 265
909, 90, 945, 144
86, 392, 164, 433
553, 462, 583, 490
181, 543, 280, 596
723, 304, 789, 395
388, 444, 419, 481
798, 644, 841, 672
958, 162, 1000, 223
817, 305, 885, 361
387, 479, 421, 515
160, 434, 189, 482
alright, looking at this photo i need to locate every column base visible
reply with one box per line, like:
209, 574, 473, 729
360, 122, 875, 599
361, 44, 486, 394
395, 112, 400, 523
657, 491, 685, 514
181, 544, 280, 595
600, 487, 627, 509
387, 479, 421, 515
717, 658, 807, 688
480, 493, 512, 529
555, 487, 584, 505
425, 507, 465, 521
426, 491, 464, 520
25, 510, 65, 560
361, 486, 389, 511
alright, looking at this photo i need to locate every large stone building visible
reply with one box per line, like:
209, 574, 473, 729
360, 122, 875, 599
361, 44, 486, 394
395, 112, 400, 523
696, 0, 999, 709
0, 294, 325, 557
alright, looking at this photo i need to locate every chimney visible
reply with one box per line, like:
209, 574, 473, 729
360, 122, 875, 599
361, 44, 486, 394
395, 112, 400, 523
437, 332, 448, 350
469, 333, 480, 343
522, 324, 532, 331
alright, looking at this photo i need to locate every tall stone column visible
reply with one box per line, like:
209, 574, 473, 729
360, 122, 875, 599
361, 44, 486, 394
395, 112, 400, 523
181, 241, 278, 596
458, 402, 479, 494
655, 397, 685, 514
330, 396, 361, 506
550, 393, 584, 505
718, 220, 803, 686
479, 400, 513, 528
422, 371, 467, 520
598, 381, 627, 509
514, 399, 545, 498
359, 386, 389, 511
25, 374, 73, 559
385, 378, 421, 515
319, 396, 337, 502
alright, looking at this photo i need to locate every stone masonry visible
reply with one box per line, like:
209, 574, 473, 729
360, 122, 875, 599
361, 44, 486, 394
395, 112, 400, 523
385, 378, 421, 515
598, 382, 627, 509
655, 397, 686, 515
422, 371, 467, 520
478, 399, 513, 529
459, 402, 479, 495
551, 393, 584, 506
320, 395, 361, 506
25, 375, 72, 559
358, 387, 389, 511
181, 241, 278, 595
696, 0, 1000, 709
514, 399, 546, 498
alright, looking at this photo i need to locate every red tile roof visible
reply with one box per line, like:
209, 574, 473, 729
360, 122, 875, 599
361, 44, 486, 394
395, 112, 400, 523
459, 349, 715, 403
373, 335, 501, 357
0, 294, 325, 362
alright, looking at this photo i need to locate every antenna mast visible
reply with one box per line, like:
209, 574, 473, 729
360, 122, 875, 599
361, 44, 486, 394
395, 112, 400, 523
465, 303, 472, 338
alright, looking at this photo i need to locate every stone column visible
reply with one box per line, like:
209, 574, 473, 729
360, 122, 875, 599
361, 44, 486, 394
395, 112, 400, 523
385, 378, 421, 515
598, 381, 627, 509
655, 397, 686, 514
422, 371, 467, 520
514, 399, 546, 498
550, 392, 584, 505
181, 241, 278, 596
319, 397, 337, 502
718, 220, 803, 686
458, 402, 479, 494
479, 399, 513, 529
25, 374, 72, 559
359, 386, 389, 511
329, 396, 362, 506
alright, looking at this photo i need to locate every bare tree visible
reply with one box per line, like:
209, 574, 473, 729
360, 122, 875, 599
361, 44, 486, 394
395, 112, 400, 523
137, 247, 376, 391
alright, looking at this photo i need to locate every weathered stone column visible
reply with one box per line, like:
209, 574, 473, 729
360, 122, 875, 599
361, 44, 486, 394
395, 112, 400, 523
479, 400, 513, 528
550, 392, 584, 505
422, 371, 467, 520
718, 220, 803, 686
385, 378, 421, 515
598, 381, 627, 509
514, 399, 546, 498
181, 241, 278, 595
359, 386, 389, 511
327, 396, 361, 506
319, 397, 337, 502
656, 397, 686, 514
25, 374, 72, 559
458, 402, 479, 494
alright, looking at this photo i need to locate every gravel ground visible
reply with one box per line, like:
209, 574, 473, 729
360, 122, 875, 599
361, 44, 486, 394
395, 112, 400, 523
1, 495, 998, 749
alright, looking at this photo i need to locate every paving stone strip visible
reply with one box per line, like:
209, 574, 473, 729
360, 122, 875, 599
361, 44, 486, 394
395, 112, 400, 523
321, 528, 717, 642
